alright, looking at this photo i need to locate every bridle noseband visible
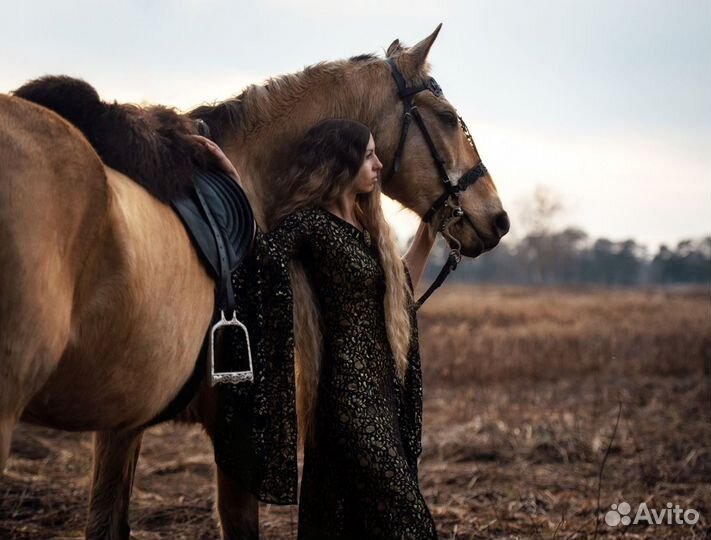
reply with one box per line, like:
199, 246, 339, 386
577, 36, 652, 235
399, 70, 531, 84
384, 58, 488, 308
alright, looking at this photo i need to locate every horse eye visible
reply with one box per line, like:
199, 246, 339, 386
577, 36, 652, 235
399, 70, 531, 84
438, 111, 458, 128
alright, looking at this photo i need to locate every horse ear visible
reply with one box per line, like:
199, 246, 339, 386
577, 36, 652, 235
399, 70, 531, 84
386, 39, 402, 57
400, 23, 442, 74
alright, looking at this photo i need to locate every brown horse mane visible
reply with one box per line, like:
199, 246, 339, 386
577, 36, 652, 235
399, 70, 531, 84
13, 75, 213, 203
12, 53, 385, 202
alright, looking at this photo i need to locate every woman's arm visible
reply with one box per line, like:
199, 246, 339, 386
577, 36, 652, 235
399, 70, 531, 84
402, 220, 438, 290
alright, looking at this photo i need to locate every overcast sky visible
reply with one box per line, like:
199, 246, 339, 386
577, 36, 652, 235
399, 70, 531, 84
2, 0, 709, 251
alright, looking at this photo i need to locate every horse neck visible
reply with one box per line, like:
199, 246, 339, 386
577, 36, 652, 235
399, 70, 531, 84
221, 63, 396, 228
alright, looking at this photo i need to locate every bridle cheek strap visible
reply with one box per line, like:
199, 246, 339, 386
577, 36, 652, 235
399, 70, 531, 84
384, 59, 487, 223
384, 58, 489, 308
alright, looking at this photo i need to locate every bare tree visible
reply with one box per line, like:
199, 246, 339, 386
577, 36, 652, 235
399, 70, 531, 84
517, 185, 566, 283
522, 184, 565, 236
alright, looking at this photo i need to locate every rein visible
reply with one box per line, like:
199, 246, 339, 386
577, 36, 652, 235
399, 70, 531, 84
384, 58, 488, 309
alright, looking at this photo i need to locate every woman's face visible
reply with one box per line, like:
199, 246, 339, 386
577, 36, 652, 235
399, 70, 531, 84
351, 134, 383, 195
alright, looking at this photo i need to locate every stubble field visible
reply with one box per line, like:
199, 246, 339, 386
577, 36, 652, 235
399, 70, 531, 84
2, 285, 710, 539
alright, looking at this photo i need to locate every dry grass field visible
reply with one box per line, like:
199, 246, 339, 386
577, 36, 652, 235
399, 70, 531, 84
2, 286, 709, 539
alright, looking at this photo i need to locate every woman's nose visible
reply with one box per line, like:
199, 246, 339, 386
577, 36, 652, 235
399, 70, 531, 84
374, 154, 383, 170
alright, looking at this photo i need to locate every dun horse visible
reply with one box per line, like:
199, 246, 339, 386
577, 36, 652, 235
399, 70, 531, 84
0, 27, 508, 539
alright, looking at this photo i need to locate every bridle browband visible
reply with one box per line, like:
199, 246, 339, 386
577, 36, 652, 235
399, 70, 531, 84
384, 58, 488, 308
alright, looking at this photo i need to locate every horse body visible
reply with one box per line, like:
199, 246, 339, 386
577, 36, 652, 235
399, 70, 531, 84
1, 26, 508, 540
22, 166, 214, 431
1, 103, 217, 537
0, 97, 213, 434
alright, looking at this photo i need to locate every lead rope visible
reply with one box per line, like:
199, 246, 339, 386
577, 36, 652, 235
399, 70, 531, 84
414, 198, 464, 310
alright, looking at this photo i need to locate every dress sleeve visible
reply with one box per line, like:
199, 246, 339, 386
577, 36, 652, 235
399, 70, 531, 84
214, 208, 324, 505
266, 207, 333, 264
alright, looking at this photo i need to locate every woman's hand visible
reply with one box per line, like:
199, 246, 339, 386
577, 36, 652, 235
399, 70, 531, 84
192, 135, 242, 185
403, 219, 438, 290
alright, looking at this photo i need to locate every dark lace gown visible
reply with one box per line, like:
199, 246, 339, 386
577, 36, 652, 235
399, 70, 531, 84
215, 206, 437, 540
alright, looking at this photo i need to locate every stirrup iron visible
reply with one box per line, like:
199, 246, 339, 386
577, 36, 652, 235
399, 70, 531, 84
209, 310, 254, 386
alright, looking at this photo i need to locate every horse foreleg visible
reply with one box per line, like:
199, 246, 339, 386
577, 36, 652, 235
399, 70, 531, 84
215, 465, 259, 540
0, 414, 17, 470
85, 429, 143, 540
187, 386, 259, 540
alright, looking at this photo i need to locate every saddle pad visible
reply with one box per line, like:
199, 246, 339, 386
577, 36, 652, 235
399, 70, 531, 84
171, 168, 255, 280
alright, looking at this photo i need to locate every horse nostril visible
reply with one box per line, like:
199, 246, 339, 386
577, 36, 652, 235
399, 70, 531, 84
494, 211, 510, 237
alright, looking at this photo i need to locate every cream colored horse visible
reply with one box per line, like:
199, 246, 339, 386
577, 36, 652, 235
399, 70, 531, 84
0, 27, 507, 539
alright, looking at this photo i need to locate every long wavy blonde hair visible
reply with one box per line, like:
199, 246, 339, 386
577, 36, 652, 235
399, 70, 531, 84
267, 119, 411, 446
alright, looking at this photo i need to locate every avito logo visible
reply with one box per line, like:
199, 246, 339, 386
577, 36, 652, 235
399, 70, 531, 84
605, 501, 700, 527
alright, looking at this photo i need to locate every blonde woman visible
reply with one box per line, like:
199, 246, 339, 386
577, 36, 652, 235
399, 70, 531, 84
207, 119, 438, 539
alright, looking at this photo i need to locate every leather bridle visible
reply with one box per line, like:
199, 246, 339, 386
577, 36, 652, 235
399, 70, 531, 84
384, 58, 488, 308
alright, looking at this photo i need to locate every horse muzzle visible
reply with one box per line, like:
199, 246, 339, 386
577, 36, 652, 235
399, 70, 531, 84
452, 210, 510, 257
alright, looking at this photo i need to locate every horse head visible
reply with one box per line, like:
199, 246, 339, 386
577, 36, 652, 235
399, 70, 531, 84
192, 25, 508, 257
371, 25, 509, 257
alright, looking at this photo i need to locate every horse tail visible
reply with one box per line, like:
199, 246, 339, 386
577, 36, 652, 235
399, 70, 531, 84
0, 94, 109, 468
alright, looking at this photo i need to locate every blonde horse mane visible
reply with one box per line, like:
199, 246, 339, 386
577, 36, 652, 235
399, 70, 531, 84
189, 54, 383, 142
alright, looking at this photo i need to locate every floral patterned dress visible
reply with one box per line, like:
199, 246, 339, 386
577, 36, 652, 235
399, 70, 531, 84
215, 206, 437, 539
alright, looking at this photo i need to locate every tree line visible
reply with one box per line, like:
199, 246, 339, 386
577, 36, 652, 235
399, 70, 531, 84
418, 187, 710, 286
423, 230, 711, 286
